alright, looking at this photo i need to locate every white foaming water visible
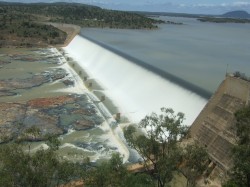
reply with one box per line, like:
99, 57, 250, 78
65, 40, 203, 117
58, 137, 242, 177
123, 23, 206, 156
64, 35, 207, 126
99, 120, 130, 162
50, 48, 130, 162
60, 143, 93, 153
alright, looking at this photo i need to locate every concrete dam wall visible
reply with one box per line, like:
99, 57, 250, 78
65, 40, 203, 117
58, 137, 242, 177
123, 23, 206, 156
190, 75, 250, 172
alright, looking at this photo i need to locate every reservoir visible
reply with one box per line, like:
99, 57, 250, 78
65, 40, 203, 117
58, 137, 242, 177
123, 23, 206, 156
80, 16, 250, 93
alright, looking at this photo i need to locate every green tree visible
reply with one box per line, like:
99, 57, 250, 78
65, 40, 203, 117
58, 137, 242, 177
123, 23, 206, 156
23, 126, 41, 140
125, 173, 154, 187
124, 108, 188, 187
19, 126, 41, 153
45, 134, 61, 151
180, 143, 208, 187
86, 153, 128, 187
85, 153, 154, 187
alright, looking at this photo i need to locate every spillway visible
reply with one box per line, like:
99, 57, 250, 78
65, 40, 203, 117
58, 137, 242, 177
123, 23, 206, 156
64, 35, 207, 126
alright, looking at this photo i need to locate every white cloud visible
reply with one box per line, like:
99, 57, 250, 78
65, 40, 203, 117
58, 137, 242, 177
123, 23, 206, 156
233, 1, 250, 6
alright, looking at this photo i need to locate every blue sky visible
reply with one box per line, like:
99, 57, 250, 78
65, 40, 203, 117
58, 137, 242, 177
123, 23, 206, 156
4, 0, 250, 14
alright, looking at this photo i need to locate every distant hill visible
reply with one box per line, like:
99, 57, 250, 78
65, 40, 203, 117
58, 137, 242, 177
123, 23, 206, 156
222, 10, 250, 19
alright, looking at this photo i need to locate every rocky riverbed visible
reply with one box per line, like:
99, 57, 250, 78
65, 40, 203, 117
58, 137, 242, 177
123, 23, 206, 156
0, 68, 69, 97
0, 48, 105, 143
0, 47, 129, 163
0, 94, 104, 143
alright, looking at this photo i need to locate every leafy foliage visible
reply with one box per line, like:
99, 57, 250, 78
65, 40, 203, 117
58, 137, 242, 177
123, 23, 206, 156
125, 108, 208, 187
45, 134, 61, 151
0, 143, 83, 187
85, 153, 154, 187
125, 108, 187, 187
181, 143, 208, 187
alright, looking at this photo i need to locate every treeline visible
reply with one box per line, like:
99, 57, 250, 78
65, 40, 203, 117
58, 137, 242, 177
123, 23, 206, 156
198, 17, 250, 23
0, 2, 164, 29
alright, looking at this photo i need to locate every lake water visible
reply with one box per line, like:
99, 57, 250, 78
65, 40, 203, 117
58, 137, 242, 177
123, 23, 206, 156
81, 16, 250, 94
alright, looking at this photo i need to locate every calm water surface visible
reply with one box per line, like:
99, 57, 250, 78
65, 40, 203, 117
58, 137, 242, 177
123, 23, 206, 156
81, 16, 250, 93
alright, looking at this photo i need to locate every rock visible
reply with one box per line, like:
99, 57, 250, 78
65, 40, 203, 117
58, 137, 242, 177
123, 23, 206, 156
0, 91, 17, 97
0, 103, 26, 143
21, 109, 64, 138
63, 79, 75, 86
73, 120, 95, 130
28, 95, 75, 109
0, 68, 68, 92
0, 60, 11, 66
50, 68, 68, 81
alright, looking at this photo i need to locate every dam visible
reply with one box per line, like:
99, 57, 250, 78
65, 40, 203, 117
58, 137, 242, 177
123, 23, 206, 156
63, 35, 207, 125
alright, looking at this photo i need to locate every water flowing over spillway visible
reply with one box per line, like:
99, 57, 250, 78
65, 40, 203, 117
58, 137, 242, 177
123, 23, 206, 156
64, 35, 207, 126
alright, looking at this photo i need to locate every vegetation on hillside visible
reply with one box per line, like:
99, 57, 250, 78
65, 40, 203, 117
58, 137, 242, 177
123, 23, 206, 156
0, 18, 67, 47
222, 10, 250, 19
0, 2, 164, 47
0, 2, 164, 29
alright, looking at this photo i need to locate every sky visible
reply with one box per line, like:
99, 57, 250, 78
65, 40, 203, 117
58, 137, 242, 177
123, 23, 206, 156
3, 0, 250, 14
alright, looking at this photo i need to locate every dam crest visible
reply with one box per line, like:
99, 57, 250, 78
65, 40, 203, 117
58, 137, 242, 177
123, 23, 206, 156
64, 35, 207, 125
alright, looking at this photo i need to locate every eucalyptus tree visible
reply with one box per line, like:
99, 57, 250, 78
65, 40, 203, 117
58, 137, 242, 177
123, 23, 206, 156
124, 108, 188, 187
181, 143, 208, 187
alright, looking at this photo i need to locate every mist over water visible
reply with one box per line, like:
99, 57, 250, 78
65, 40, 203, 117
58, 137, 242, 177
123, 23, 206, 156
64, 35, 207, 126
81, 17, 250, 93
